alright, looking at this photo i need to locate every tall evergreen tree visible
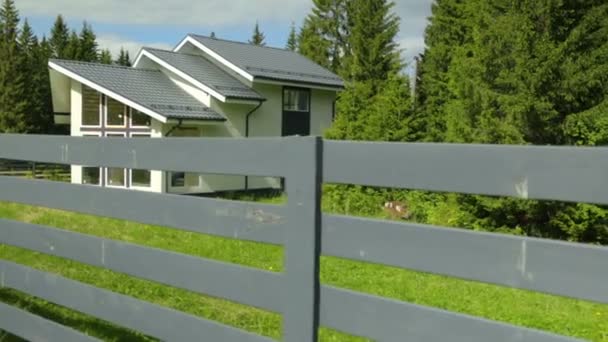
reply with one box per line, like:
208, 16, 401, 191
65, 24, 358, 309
64, 30, 80, 60
298, 0, 348, 73
249, 21, 266, 46
286, 22, 298, 51
18, 19, 40, 131
0, 0, 27, 132
342, 0, 402, 86
78, 21, 98, 62
326, 0, 411, 142
99, 48, 112, 64
414, 0, 473, 141
49, 15, 69, 59
32, 36, 54, 133
116, 47, 132, 66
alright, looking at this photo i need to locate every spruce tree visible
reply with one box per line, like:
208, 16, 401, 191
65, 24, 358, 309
32, 36, 54, 133
64, 30, 80, 60
286, 22, 298, 51
342, 0, 401, 86
298, 0, 348, 73
18, 19, 39, 132
99, 49, 112, 64
249, 21, 266, 46
116, 47, 132, 66
78, 21, 98, 62
49, 15, 69, 59
0, 0, 27, 132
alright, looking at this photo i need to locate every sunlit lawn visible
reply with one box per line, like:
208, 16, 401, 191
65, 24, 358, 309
0, 200, 606, 341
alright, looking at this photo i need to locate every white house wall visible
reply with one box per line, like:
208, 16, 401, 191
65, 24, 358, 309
70, 80, 83, 185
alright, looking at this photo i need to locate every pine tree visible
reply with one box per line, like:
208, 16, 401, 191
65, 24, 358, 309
0, 0, 27, 132
298, 0, 349, 73
78, 21, 98, 62
99, 48, 112, 64
210, 31, 216, 39
286, 22, 298, 51
249, 21, 266, 46
49, 15, 69, 59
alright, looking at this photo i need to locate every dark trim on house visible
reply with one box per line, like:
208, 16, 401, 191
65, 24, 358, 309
256, 76, 344, 91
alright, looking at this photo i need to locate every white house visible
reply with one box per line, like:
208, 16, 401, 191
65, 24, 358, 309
48, 34, 344, 194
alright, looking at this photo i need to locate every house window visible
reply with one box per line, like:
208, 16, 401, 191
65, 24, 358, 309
171, 173, 186, 187
106, 97, 126, 127
82, 133, 101, 185
283, 88, 310, 112
282, 87, 311, 136
130, 134, 151, 188
131, 108, 151, 127
105, 133, 126, 187
82, 86, 101, 126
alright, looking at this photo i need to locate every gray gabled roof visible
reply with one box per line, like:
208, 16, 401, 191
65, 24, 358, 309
49, 59, 225, 121
142, 48, 265, 101
188, 34, 345, 89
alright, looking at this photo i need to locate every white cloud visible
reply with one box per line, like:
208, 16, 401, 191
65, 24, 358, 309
96, 34, 172, 59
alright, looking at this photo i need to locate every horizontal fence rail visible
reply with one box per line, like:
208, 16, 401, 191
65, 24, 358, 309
0, 219, 284, 312
0, 261, 273, 342
0, 302, 101, 342
320, 286, 581, 342
0, 176, 285, 244
324, 140, 608, 205
0, 134, 607, 341
0, 134, 293, 177
322, 214, 608, 304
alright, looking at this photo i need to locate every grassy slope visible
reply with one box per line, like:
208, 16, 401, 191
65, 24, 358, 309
0, 200, 606, 341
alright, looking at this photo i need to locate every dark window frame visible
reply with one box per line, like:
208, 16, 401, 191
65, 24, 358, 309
282, 86, 312, 137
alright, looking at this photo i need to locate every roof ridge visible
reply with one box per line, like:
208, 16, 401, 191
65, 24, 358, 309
49, 58, 159, 72
142, 47, 207, 58
188, 33, 299, 53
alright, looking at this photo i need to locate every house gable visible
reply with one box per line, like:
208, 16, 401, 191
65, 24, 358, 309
173, 34, 345, 91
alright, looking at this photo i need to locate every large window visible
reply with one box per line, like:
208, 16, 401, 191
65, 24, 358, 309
283, 88, 310, 112
105, 133, 126, 187
130, 134, 151, 188
131, 108, 151, 127
106, 97, 126, 127
82, 86, 101, 126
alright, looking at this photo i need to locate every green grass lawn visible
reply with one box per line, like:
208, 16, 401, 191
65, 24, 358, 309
0, 199, 607, 341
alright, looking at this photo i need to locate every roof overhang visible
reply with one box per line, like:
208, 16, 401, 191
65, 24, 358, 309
253, 77, 345, 92
48, 60, 169, 124
174, 35, 256, 83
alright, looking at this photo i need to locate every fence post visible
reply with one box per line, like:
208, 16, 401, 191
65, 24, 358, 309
282, 136, 323, 342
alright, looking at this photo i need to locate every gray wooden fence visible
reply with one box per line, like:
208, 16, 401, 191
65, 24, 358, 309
0, 134, 606, 342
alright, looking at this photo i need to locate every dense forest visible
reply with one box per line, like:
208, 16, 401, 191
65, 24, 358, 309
0, 0, 131, 134
1, 0, 607, 243
295, 0, 608, 244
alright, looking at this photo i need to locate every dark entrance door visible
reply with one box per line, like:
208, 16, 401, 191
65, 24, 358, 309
282, 87, 311, 136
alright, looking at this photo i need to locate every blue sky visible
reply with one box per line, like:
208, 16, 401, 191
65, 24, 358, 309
17, 0, 434, 66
